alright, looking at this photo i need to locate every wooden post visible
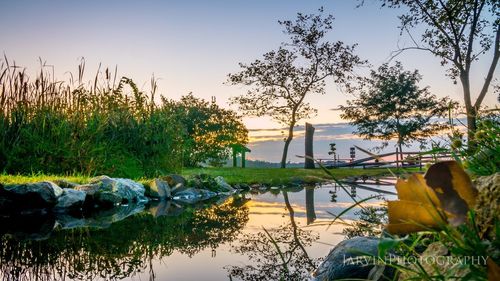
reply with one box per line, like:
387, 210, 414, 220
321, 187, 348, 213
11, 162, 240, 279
419, 154, 423, 171
304, 123, 315, 169
232, 146, 237, 167
396, 147, 399, 169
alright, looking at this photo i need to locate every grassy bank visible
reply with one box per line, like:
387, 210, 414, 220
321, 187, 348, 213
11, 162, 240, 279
0, 167, 408, 186
181, 167, 398, 185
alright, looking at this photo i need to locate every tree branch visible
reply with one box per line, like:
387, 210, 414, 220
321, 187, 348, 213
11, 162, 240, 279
465, 0, 485, 72
474, 25, 500, 109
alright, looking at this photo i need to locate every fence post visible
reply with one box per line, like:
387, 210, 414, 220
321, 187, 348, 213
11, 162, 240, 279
396, 147, 399, 169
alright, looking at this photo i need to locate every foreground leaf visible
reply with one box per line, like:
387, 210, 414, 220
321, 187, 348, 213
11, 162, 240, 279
424, 161, 478, 225
387, 161, 478, 234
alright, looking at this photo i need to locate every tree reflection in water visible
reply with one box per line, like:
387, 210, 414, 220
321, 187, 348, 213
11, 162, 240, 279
227, 190, 321, 281
0, 197, 249, 281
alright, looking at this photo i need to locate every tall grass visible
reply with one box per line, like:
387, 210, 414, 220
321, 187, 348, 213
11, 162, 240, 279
0, 57, 184, 177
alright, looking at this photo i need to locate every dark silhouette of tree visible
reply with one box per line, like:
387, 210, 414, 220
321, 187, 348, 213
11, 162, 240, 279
226, 191, 319, 280
340, 62, 453, 156
371, 0, 499, 143
227, 8, 366, 168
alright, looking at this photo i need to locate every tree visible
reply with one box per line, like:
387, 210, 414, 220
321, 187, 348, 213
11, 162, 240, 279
340, 62, 453, 157
170, 93, 248, 167
227, 8, 366, 168
373, 0, 499, 143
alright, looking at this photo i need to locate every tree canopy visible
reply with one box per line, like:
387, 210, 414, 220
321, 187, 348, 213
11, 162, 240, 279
373, 0, 499, 140
340, 62, 453, 153
170, 93, 248, 167
228, 8, 366, 167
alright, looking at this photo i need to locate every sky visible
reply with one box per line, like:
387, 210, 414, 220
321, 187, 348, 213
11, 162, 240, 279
0, 0, 498, 162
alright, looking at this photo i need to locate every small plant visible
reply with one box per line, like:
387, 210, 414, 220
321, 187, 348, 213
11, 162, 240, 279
449, 111, 500, 176
343, 206, 388, 239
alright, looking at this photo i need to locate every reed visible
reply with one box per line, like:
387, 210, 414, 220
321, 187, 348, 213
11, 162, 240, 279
0, 56, 184, 177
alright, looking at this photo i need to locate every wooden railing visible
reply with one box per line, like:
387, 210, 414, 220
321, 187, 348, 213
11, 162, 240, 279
318, 149, 452, 170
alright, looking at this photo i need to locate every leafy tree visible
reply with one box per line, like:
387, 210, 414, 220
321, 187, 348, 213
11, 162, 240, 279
171, 93, 248, 167
228, 8, 366, 168
372, 0, 499, 143
340, 62, 453, 156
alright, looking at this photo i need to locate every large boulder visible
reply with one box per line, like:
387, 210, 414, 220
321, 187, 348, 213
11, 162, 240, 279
312, 237, 393, 281
162, 174, 186, 189
54, 188, 86, 209
214, 176, 234, 192
0, 181, 63, 210
89, 176, 148, 203
148, 179, 171, 200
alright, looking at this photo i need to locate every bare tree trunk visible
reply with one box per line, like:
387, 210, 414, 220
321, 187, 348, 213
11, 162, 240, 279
460, 70, 477, 145
280, 123, 294, 168
304, 123, 315, 169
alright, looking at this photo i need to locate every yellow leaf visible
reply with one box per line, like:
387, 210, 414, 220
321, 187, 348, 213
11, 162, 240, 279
387, 200, 446, 234
386, 161, 477, 234
395, 174, 441, 206
425, 161, 478, 225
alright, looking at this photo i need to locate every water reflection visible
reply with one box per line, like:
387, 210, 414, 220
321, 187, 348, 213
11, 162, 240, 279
227, 190, 321, 281
305, 187, 316, 225
0, 181, 396, 280
0, 197, 249, 281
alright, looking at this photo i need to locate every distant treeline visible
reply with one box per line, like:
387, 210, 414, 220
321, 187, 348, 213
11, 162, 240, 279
0, 58, 247, 177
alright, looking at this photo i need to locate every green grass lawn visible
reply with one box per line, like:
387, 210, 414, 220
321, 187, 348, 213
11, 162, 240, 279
0, 167, 416, 186
181, 167, 403, 185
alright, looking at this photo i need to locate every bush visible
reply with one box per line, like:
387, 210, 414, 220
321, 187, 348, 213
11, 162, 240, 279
0, 58, 247, 177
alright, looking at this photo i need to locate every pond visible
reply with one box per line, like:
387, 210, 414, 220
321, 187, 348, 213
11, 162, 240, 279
0, 179, 397, 281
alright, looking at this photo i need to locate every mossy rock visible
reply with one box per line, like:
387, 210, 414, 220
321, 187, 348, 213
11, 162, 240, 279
474, 173, 500, 239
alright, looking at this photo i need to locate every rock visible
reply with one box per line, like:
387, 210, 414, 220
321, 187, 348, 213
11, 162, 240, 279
172, 188, 217, 204
96, 191, 122, 206
73, 183, 101, 207
235, 183, 250, 191
0, 181, 63, 209
149, 179, 171, 200
54, 188, 86, 209
474, 172, 500, 239
312, 237, 393, 281
398, 242, 469, 280
162, 174, 186, 188
250, 183, 262, 189
214, 176, 234, 191
89, 176, 148, 203
74, 183, 100, 195
53, 179, 79, 189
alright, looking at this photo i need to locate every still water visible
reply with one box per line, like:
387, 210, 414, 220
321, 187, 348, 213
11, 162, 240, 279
0, 181, 396, 281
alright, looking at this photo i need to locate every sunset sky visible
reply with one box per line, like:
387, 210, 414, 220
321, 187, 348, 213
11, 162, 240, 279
1, 1, 497, 135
